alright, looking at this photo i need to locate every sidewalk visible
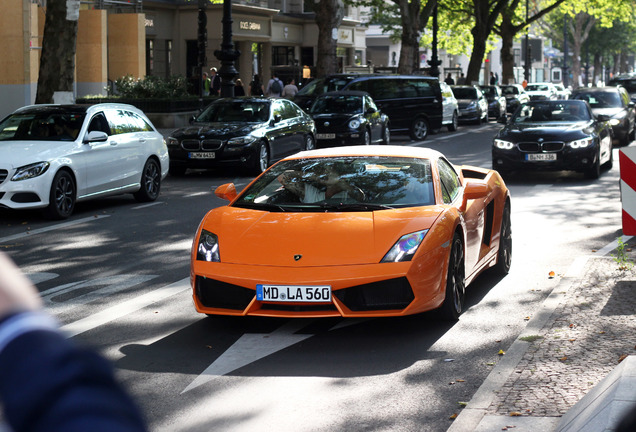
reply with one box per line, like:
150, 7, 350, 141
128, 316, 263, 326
449, 238, 636, 431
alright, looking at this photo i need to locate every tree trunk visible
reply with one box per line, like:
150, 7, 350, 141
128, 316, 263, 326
36, 0, 79, 104
314, 0, 344, 78
466, 26, 488, 85
499, 19, 516, 85
396, 0, 421, 74
592, 53, 601, 85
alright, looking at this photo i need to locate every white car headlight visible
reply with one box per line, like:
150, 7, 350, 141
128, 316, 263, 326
348, 119, 361, 129
11, 162, 50, 181
196, 230, 220, 262
609, 118, 622, 126
494, 139, 515, 150
569, 137, 593, 148
467, 101, 476, 109
381, 230, 428, 263
166, 137, 179, 147
227, 136, 258, 147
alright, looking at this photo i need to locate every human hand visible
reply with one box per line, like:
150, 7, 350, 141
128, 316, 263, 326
0, 252, 42, 319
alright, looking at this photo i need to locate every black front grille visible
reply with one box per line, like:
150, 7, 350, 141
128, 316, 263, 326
195, 276, 254, 310
182, 139, 201, 151
201, 139, 223, 151
518, 142, 564, 152
0, 169, 7, 183
334, 277, 414, 311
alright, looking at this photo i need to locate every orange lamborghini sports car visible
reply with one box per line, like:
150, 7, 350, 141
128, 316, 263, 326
191, 145, 511, 320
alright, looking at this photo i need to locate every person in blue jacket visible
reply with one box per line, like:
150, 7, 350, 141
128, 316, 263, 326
0, 252, 147, 432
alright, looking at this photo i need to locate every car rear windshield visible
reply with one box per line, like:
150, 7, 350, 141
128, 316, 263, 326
296, 76, 357, 97
0, 112, 85, 141
452, 88, 477, 99
571, 91, 622, 108
233, 156, 435, 211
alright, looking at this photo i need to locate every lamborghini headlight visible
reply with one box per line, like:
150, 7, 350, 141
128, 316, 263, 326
11, 162, 50, 181
569, 137, 593, 149
381, 230, 428, 263
196, 230, 220, 262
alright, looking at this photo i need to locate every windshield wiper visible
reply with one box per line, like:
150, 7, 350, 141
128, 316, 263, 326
317, 202, 395, 211
233, 202, 287, 212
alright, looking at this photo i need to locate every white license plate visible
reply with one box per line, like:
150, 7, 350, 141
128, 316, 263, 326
189, 152, 216, 159
256, 284, 332, 302
526, 153, 557, 161
316, 133, 336, 139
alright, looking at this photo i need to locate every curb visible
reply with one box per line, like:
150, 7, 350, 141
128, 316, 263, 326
446, 254, 596, 432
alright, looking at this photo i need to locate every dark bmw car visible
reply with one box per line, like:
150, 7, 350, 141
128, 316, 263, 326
166, 98, 316, 175
570, 86, 635, 146
492, 100, 613, 179
308, 91, 389, 147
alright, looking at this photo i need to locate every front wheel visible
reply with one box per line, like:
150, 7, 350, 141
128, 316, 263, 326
304, 134, 315, 151
584, 152, 601, 179
44, 170, 76, 220
439, 234, 465, 321
250, 140, 270, 175
409, 117, 429, 141
382, 125, 390, 145
447, 112, 458, 132
134, 158, 161, 202
363, 129, 371, 145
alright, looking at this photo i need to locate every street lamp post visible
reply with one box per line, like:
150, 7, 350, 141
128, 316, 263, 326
214, 0, 240, 98
523, 0, 530, 82
427, 4, 441, 78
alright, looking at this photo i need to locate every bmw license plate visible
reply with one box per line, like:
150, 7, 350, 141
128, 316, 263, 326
256, 284, 332, 302
316, 133, 336, 139
189, 152, 216, 159
526, 153, 557, 161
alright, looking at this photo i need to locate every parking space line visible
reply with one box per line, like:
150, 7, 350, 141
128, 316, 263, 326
0, 215, 110, 243
132, 201, 164, 210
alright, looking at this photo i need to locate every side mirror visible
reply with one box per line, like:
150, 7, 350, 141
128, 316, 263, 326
214, 183, 238, 201
270, 114, 282, 126
460, 180, 489, 212
83, 131, 108, 143
596, 114, 610, 122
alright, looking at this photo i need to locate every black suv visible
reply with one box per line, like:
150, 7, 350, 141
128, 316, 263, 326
295, 74, 443, 140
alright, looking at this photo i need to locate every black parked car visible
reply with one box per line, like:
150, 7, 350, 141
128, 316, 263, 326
608, 74, 636, 103
500, 84, 530, 114
295, 74, 443, 140
308, 91, 389, 147
570, 86, 636, 146
492, 100, 613, 179
479, 85, 507, 119
166, 98, 316, 175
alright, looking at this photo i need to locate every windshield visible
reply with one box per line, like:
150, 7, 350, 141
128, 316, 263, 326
309, 94, 363, 115
195, 100, 270, 123
480, 87, 497, 98
526, 84, 550, 92
501, 86, 520, 96
512, 101, 591, 123
453, 87, 477, 99
609, 78, 636, 93
571, 91, 622, 108
296, 76, 356, 97
233, 156, 435, 211
0, 112, 85, 141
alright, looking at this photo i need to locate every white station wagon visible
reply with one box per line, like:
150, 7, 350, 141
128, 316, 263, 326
0, 103, 169, 219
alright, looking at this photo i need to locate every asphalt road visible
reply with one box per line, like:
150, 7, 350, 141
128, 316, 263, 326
0, 121, 628, 432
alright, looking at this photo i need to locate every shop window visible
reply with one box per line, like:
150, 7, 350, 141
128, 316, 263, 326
146, 39, 154, 75
272, 46, 294, 66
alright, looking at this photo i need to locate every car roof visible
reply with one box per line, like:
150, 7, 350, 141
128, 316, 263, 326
285, 145, 444, 161
14, 103, 146, 116
571, 87, 620, 93
317, 91, 370, 98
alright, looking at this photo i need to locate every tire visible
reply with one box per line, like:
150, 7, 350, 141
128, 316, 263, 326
382, 125, 390, 144
44, 170, 76, 220
474, 110, 482, 125
584, 152, 601, 179
169, 165, 186, 177
494, 202, 512, 275
134, 158, 161, 202
409, 117, 429, 141
447, 112, 458, 132
439, 233, 466, 321
363, 129, 371, 145
305, 134, 315, 151
250, 140, 269, 175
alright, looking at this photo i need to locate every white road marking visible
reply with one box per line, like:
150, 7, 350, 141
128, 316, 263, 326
182, 319, 316, 393
26, 272, 59, 285
0, 215, 110, 243
132, 201, 164, 210
61, 277, 190, 338
595, 235, 633, 256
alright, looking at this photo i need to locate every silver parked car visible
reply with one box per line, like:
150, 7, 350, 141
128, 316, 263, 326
440, 82, 459, 132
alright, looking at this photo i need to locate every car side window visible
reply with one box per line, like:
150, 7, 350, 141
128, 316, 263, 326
127, 111, 154, 132
87, 113, 111, 135
272, 100, 285, 120
413, 80, 435, 97
438, 158, 461, 204
104, 109, 134, 135
346, 80, 370, 94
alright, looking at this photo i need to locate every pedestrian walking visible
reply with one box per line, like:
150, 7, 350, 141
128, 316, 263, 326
445, 73, 455, 85
282, 78, 299, 99
249, 74, 264, 97
266, 73, 284, 98
209, 67, 221, 96
234, 79, 245, 96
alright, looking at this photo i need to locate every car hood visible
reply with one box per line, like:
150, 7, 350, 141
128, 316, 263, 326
200, 206, 444, 266
310, 113, 357, 127
457, 99, 477, 108
498, 122, 592, 141
590, 107, 623, 118
171, 123, 261, 138
0, 140, 73, 168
